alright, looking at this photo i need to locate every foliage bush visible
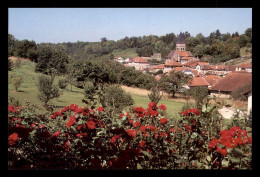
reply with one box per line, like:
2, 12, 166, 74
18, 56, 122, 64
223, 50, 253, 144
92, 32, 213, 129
8, 99, 252, 169
58, 78, 69, 89
148, 86, 162, 105
36, 75, 62, 104
10, 74, 23, 92
8, 59, 13, 71
99, 84, 134, 116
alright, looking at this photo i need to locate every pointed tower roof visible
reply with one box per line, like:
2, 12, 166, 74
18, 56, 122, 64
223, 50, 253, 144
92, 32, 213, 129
176, 32, 185, 44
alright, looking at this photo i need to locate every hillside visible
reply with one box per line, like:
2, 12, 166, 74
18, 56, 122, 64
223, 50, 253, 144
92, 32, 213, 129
8, 59, 187, 117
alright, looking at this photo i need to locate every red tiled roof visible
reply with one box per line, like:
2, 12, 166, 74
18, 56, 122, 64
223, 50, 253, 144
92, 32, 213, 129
210, 72, 252, 92
182, 59, 199, 68
151, 64, 164, 69
132, 57, 149, 63
165, 60, 182, 67
177, 51, 193, 57
198, 62, 210, 66
211, 65, 227, 71
201, 65, 212, 70
191, 69, 199, 76
226, 65, 237, 72
181, 56, 193, 60
188, 77, 209, 87
203, 75, 222, 86
237, 63, 252, 68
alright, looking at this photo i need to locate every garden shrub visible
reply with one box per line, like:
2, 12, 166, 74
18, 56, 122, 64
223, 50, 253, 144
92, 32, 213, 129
8, 100, 252, 169
36, 75, 62, 104
58, 78, 68, 89
10, 74, 23, 92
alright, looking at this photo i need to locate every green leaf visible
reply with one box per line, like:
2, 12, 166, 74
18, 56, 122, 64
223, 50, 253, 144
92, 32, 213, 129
175, 159, 183, 164
221, 159, 229, 167
230, 157, 240, 164
141, 150, 152, 159
191, 132, 198, 139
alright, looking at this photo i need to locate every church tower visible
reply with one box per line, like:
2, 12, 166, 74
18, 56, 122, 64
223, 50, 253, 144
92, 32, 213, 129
176, 33, 186, 51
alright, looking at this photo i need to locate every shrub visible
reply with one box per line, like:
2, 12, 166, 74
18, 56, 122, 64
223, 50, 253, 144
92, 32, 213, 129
58, 78, 68, 89
10, 74, 23, 92
99, 84, 134, 115
36, 75, 62, 104
8, 59, 13, 71
148, 86, 162, 105
8, 100, 252, 169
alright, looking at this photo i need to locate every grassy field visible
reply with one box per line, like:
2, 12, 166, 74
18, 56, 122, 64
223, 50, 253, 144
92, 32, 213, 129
112, 48, 138, 58
8, 59, 186, 117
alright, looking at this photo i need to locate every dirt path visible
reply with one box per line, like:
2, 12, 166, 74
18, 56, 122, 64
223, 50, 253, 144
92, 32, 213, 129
120, 85, 195, 103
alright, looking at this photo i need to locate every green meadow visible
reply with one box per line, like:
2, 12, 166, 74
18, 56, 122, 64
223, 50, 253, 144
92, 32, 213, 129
8, 60, 186, 117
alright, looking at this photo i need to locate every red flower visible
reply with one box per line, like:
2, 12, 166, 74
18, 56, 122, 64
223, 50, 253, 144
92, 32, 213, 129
66, 115, 76, 128
134, 107, 145, 113
97, 106, 105, 112
140, 126, 147, 132
181, 108, 200, 116
39, 124, 44, 129
160, 132, 168, 138
60, 106, 69, 113
87, 121, 96, 129
181, 110, 189, 116
126, 129, 138, 138
120, 113, 124, 118
148, 102, 156, 108
140, 140, 146, 148
129, 119, 133, 124
149, 125, 156, 131
8, 133, 19, 146
63, 140, 70, 152
133, 121, 141, 127
216, 148, 228, 156
160, 118, 168, 124
110, 135, 121, 144
208, 139, 219, 150
159, 104, 167, 111
170, 128, 175, 132
69, 104, 78, 112
146, 107, 158, 117
51, 131, 60, 139
185, 125, 191, 132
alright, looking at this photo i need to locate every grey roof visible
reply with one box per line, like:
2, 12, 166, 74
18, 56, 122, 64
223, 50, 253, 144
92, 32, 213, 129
176, 33, 185, 44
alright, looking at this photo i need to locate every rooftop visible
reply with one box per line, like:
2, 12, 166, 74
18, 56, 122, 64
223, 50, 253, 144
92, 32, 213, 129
210, 71, 252, 92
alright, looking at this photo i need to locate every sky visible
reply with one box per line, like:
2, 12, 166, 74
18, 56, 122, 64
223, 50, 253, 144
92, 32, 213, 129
8, 8, 252, 44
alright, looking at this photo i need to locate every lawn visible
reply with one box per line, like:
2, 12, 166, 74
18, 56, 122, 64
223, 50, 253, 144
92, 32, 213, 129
8, 60, 186, 118
112, 48, 138, 58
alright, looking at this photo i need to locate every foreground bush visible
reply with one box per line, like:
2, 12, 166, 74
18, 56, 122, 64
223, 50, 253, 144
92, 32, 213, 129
8, 101, 252, 169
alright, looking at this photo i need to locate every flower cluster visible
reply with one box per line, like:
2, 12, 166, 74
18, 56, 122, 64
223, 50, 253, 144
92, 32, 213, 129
181, 108, 200, 116
8, 105, 22, 113
208, 126, 252, 156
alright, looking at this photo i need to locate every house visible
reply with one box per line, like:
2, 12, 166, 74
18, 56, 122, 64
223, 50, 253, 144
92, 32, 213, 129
165, 33, 194, 65
209, 71, 252, 98
150, 64, 165, 73
241, 88, 252, 115
203, 75, 222, 88
163, 60, 182, 73
174, 67, 195, 76
187, 76, 210, 90
114, 57, 124, 63
127, 57, 150, 71
236, 63, 252, 73
151, 53, 162, 60
195, 62, 210, 74
182, 59, 200, 69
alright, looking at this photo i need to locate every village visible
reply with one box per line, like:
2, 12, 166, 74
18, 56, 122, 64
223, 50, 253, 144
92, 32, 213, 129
114, 33, 252, 117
